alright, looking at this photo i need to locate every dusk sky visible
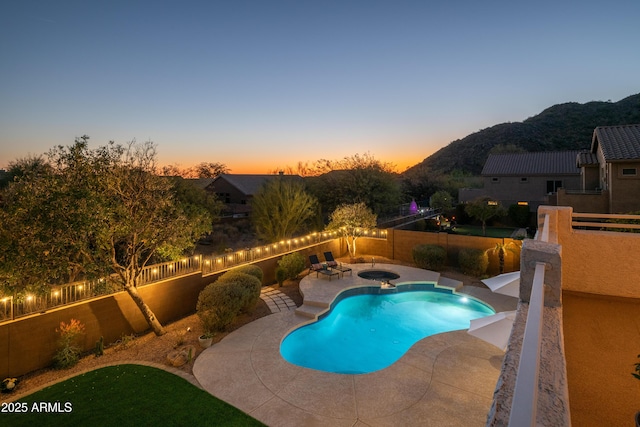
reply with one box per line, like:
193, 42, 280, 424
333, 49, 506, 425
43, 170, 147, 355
1, 1, 639, 173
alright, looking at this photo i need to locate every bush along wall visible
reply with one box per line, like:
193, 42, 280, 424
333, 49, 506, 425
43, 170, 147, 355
457, 248, 489, 277
412, 244, 446, 270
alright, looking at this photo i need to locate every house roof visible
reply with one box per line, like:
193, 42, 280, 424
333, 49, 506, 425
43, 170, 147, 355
189, 178, 215, 189
211, 174, 303, 196
577, 151, 598, 167
481, 151, 582, 176
592, 124, 640, 161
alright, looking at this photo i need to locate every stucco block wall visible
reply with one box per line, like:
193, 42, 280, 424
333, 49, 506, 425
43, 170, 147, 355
389, 229, 520, 274
555, 188, 609, 213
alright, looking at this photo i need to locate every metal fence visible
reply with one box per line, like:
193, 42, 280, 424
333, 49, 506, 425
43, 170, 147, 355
0, 229, 388, 323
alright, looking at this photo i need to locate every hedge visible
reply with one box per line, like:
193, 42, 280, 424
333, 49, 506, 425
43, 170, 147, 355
458, 248, 489, 277
412, 244, 446, 270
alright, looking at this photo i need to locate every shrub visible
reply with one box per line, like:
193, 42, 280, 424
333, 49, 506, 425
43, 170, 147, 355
231, 264, 264, 283
53, 319, 85, 369
278, 252, 306, 280
508, 204, 531, 228
217, 271, 262, 313
196, 281, 244, 332
275, 266, 287, 287
458, 248, 489, 277
412, 244, 446, 270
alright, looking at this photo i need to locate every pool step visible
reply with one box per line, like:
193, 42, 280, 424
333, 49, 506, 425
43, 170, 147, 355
438, 277, 463, 291
295, 304, 327, 319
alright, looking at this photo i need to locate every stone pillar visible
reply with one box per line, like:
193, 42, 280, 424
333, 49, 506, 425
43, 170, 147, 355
519, 239, 562, 307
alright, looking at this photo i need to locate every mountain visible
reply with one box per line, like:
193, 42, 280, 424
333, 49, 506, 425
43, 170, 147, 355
405, 93, 640, 176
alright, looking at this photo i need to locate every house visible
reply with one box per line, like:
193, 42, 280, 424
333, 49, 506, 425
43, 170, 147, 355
458, 151, 582, 212
571, 124, 640, 213
204, 173, 303, 217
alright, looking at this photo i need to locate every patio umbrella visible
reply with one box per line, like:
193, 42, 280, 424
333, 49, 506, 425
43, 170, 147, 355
481, 271, 520, 298
467, 311, 517, 351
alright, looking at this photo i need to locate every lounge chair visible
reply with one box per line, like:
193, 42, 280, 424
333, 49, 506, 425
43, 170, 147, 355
308, 254, 339, 280
323, 252, 352, 276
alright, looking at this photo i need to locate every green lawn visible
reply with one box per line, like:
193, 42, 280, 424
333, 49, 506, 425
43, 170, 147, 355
450, 225, 517, 238
2, 364, 265, 427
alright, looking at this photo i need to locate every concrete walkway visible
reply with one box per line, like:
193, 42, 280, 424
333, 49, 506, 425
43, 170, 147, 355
194, 264, 518, 426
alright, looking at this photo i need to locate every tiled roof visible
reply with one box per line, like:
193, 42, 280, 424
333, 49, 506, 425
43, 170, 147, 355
213, 174, 303, 196
592, 124, 640, 161
481, 151, 582, 176
577, 151, 598, 167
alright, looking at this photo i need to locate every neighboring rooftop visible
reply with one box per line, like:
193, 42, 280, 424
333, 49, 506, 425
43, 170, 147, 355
481, 151, 582, 176
592, 124, 640, 161
212, 173, 303, 196
576, 151, 598, 167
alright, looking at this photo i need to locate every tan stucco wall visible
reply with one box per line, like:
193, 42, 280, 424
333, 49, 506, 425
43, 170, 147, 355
540, 206, 640, 298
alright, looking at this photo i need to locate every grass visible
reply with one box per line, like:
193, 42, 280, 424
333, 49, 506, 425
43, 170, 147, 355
450, 225, 516, 238
3, 364, 265, 427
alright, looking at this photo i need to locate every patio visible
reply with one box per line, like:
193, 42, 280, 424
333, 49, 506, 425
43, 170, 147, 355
193, 264, 518, 426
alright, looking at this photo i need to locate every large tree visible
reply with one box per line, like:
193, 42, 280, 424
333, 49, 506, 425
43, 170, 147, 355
326, 202, 377, 259
465, 197, 507, 236
0, 137, 213, 335
429, 190, 453, 212
304, 153, 403, 217
251, 176, 317, 242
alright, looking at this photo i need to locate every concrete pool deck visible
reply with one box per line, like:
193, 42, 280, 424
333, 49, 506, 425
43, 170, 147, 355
193, 264, 518, 426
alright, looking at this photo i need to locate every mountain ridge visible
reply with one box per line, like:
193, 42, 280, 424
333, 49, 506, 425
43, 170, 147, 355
405, 93, 640, 176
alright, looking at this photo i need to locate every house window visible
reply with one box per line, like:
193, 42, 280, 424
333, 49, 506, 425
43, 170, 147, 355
491, 177, 499, 183
622, 168, 637, 176
520, 177, 528, 183
517, 201, 529, 206
546, 180, 562, 193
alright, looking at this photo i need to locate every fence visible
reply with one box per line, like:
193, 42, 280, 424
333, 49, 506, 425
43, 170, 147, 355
0, 229, 388, 323
571, 212, 640, 231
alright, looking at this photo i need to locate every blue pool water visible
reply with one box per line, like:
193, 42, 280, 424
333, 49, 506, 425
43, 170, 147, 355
280, 286, 494, 374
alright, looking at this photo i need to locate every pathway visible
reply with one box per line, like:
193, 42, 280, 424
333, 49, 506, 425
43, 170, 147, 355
260, 286, 297, 313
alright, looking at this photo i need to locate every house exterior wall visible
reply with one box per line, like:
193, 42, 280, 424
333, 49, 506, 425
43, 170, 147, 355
208, 178, 250, 205
476, 174, 581, 211
609, 161, 640, 213
581, 165, 599, 190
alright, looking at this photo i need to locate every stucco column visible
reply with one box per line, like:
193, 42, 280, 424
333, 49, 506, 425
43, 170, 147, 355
519, 239, 562, 307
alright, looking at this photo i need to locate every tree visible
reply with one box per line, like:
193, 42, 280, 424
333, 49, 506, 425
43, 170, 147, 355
464, 197, 506, 236
486, 241, 521, 274
159, 162, 229, 179
326, 202, 377, 259
190, 162, 229, 179
0, 137, 213, 335
251, 176, 317, 242
429, 190, 453, 212
304, 153, 402, 217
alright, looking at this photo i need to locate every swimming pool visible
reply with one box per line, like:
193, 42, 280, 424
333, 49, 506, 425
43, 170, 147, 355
280, 284, 494, 374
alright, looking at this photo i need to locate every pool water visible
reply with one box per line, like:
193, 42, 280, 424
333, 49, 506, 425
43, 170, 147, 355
280, 289, 494, 374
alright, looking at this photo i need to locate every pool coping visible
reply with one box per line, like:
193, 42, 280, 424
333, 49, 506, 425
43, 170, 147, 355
193, 264, 519, 426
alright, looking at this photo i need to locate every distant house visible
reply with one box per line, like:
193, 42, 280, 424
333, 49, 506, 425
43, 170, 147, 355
203, 173, 303, 217
459, 151, 582, 212
560, 124, 640, 213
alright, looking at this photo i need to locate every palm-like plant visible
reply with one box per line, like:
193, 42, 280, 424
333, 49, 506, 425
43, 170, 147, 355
487, 241, 521, 274
633, 354, 640, 380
